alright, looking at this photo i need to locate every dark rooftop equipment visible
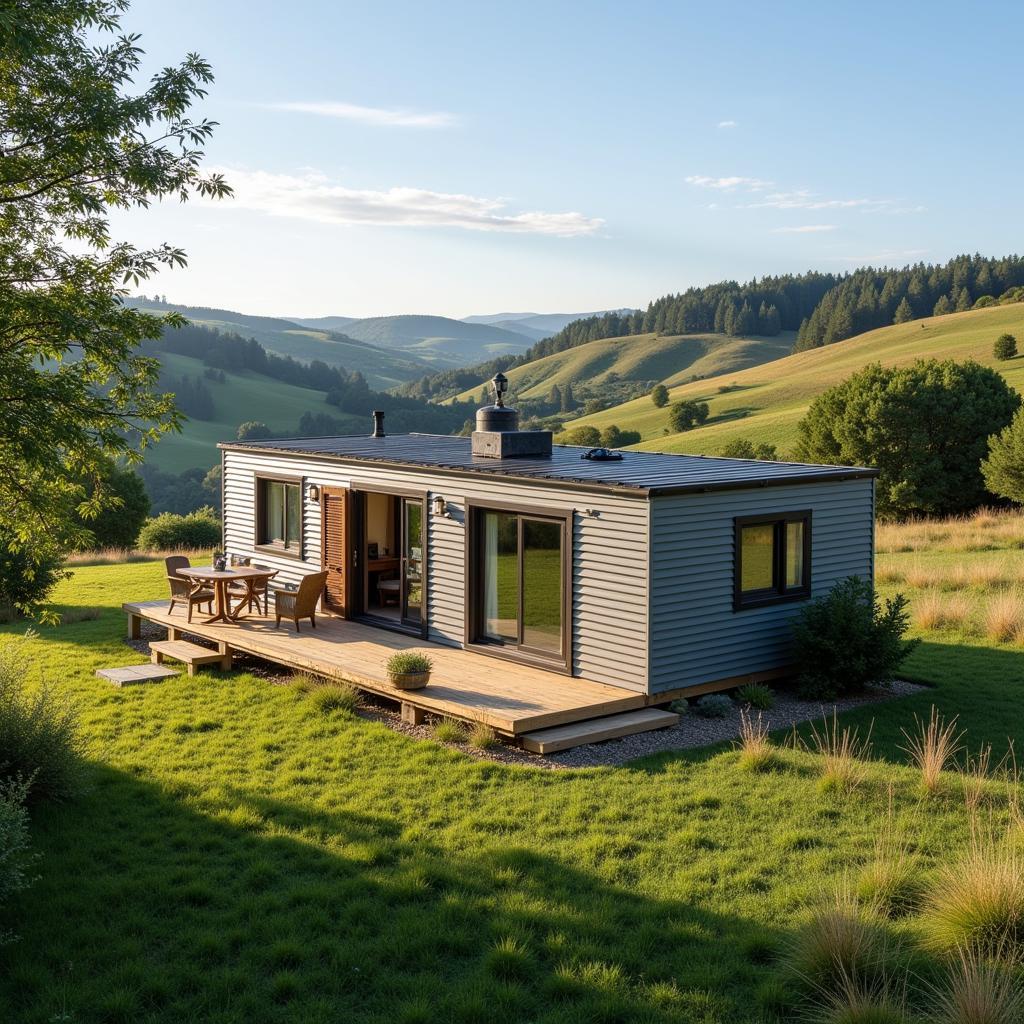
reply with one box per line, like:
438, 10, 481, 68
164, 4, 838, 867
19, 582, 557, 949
581, 447, 623, 461
371, 410, 385, 438
471, 371, 553, 459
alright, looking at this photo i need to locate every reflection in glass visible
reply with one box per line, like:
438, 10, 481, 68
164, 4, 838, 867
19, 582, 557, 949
740, 523, 775, 592
285, 483, 301, 546
786, 521, 805, 588
403, 499, 423, 624
522, 519, 562, 654
482, 512, 518, 642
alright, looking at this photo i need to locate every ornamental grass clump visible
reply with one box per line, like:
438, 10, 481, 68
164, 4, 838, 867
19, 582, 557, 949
468, 722, 499, 751
900, 706, 963, 795
385, 652, 433, 677
736, 709, 777, 772
806, 711, 873, 794
736, 683, 775, 710
432, 718, 468, 743
855, 830, 922, 919
309, 682, 361, 715
808, 968, 910, 1024
694, 694, 732, 718
928, 945, 1024, 1024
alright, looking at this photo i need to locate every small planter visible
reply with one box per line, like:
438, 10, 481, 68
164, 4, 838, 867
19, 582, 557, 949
389, 670, 431, 691
386, 652, 434, 691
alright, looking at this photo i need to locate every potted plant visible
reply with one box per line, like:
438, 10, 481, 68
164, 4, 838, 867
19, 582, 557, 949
386, 651, 433, 690
213, 550, 227, 571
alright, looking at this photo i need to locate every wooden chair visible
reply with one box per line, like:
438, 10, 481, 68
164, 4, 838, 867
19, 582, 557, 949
228, 562, 272, 615
272, 571, 328, 632
165, 555, 213, 623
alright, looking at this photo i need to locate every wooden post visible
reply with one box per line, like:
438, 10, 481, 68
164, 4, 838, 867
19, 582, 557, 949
151, 649, 163, 665
168, 626, 182, 641
218, 642, 233, 671
127, 613, 141, 640
401, 702, 427, 726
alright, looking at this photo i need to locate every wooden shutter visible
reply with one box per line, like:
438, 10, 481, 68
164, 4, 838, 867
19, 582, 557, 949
321, 487, 351, 616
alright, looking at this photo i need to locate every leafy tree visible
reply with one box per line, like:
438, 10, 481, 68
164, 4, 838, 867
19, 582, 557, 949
560, 382, 575, 412
650, 383, 669, 408
137, 507, 221, 550
982, 407, 1024, 504
202, 464, 221, 506
955, 287, 973, 312
600, 425, 641, 448
973, 295, 996, 309
796, 359, 1020, 518
74, 464, 150, 549
932, 294, 953, 317
669, 400, 710, 432
557, 426, 601, 446
993, 333, 1017, 360
547, 384, 561, 408
0, 532, 67, 621
893, 297, 914, 324
720, 438, 778, 461
0, 0, 230, 589
237, 421, 273, 441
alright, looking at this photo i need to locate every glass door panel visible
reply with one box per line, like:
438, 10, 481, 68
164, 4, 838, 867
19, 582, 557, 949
481, 511, 518, 642
401, 498, 423, 626
521, 519, 562, 655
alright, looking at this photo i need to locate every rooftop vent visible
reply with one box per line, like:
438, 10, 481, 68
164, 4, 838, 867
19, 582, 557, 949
471, 372, 552, 459
371, 410, 385, 438
580, 447, 623, 461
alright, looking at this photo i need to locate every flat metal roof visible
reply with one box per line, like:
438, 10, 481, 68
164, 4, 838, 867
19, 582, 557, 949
219, 433, 877, 497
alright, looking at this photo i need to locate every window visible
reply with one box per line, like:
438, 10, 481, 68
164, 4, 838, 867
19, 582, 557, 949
470, 505, 569, 669
257, 477, 302, 553
734, 511, 811, 609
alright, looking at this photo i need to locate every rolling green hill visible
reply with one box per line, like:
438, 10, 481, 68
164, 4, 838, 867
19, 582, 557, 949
446, 330, 796, 405
128, 299, 434, 389
562, 304, 1024, 456
146, 353, 358, 474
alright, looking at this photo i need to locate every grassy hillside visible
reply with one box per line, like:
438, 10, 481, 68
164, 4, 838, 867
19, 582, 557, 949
129, 300, 433, 389
447, 330, 795, 404
148, 352, 355, 474
564, 304, 1024, 456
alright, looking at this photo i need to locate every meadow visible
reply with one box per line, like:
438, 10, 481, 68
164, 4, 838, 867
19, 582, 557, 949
2, 519, 1024, 1023
563, 304, 1024, 457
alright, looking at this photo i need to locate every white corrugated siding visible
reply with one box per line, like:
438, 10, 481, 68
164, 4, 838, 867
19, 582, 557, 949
647, 477, 874, 693
221, 448, 651, 690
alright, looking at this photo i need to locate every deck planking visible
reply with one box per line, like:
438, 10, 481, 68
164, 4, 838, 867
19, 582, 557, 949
123, 600, 645, 734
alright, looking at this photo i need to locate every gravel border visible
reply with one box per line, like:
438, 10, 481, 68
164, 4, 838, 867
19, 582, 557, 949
122, 625, 926, 769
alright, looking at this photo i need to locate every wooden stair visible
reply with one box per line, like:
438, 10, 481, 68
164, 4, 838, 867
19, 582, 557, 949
150, 640, 231, 677
519, 708, 679, 754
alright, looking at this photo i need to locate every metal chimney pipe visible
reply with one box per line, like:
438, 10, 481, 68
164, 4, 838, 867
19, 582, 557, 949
371, 410, 385, 438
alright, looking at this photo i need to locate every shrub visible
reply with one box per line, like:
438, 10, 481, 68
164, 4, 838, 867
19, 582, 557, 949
694, 694, 732, 718
0, 535, 67, 623
650, 384, 669, 408
385, 652, 433, 677
921, 833, 1024, 954
432, 718, 468, 743
0, 635, 85, 803
721, 438, 779, 461
0, 778, 33, 943
796, 359, 1021, 519
736, 683, 775, 709
929, 946, 1023, 1024
669, 399, 710, 432
899, 706, 963, 794
237, 421, 273, 441
805, 711, 872, 794
137, 507, 221, 550
468, 722, 499, 751
309, 683, 361, 715
668, 698, 689, 714
793, 577, 919, 700
74, 464, 150, 550
993, 333, 1017, 361
600, 425, 641, 448
736, 709, 776, 771
556, 426, 601, 447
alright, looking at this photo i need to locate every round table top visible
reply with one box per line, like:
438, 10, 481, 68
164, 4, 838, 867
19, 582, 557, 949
180, 566, 277, 581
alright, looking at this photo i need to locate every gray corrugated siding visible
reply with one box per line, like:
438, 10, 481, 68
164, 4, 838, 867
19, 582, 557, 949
221, 448, 650, 691
647, 478, 874, 694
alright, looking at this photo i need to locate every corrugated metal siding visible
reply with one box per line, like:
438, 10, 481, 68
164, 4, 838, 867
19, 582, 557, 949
647, 478, 874, 694
221, 448, 650, 690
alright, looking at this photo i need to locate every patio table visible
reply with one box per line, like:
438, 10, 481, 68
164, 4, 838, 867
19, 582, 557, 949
179, 566, 278, 624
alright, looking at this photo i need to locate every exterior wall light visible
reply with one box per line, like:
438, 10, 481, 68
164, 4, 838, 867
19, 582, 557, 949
431, 495, 449, 518
490, 371, 509, 407
308, 483, 320, 501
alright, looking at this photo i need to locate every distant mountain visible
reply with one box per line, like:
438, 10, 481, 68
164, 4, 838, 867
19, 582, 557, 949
126, 298, 434, 389
462, 310, 636, 334
285, 315, 359, 331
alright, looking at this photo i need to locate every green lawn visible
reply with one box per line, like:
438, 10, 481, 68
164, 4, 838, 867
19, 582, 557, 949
2, 551, 1023, 1022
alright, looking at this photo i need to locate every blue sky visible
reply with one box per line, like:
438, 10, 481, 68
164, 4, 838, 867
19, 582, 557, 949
117, 0, 1024, 318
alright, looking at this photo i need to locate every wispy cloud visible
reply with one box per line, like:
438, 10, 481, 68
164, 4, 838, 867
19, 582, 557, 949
685, 173, 923, 215
771, 224, 837, 234
209, 168, 603, 237
717, 119, 738, 129
684, 175, 772, 191
267, 100, 457, 128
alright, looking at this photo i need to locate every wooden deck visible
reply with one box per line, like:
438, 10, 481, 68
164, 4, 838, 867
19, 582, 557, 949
123, 600, 646, 735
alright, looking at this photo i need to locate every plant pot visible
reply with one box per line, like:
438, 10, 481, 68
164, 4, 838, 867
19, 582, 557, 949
389, 671, 430, 691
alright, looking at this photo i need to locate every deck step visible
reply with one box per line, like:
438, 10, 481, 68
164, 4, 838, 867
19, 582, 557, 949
520, 708, 679, 754
97, 664, 180, 687
149, 640, 231, 676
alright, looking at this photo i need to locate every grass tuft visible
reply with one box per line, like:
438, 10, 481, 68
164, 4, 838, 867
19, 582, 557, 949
736, 682, 775, 709
928, 945, 1024, 1024
484, 935, 534, 981
914, 592, 972, 632
806, 712, 873, 794
808, 967, 910, 1024
432, 718, 468, 743
984, 589, 1024, 643
735, 709, 777, 771
467, 722, 499, 751
855, 825, 922, 919
900, 706, 963, 794
308, 682, 361, 715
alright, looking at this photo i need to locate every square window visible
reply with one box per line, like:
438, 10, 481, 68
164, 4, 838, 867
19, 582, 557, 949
734, 512, 810, 609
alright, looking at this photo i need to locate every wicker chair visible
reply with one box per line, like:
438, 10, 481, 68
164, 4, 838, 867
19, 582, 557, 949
272, 571, 328, 632
165, 555, 214, 623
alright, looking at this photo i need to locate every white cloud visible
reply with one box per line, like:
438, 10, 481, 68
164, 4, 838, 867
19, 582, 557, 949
684, 175, 773, 191
210, 168, 603, 237
717, 119, 737, 129
771, 224, 837, 234
267, 100, 457, 128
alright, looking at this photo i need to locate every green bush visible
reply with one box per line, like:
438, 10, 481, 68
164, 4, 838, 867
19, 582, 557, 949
309, 683, 361, 715
386, 652, 433, 676
792, 577, 919, 700
137, 506, 221, 550
74, 464, 150, 550
0, 634, 85, 802
0, 777, 33, 943
669, 399, 710, 432
0, 535, 67, 622
736, 683, 775, 710
993, 333, 1017, 360
695, 694, 733, 718
983, 406, 1024, 504
650, 384, 669, 408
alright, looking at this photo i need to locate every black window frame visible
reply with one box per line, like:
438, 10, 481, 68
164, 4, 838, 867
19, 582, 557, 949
254, 473, 304, 559
733, 510, 812, 610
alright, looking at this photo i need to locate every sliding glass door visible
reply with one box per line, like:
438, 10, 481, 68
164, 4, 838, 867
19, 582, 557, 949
475, 508, 566, 666
401, 497, 424, 628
